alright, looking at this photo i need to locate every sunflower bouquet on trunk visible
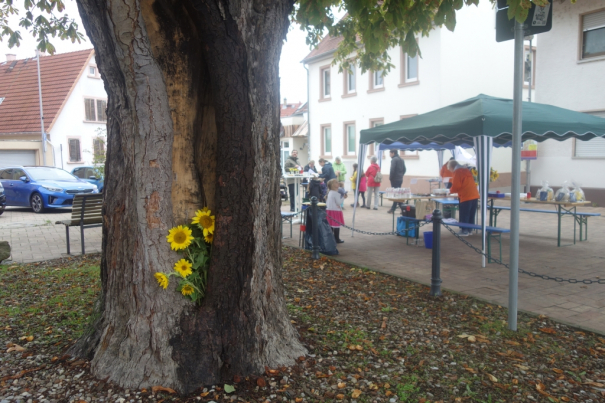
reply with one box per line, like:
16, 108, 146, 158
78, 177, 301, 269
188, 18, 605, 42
470, 167, 499, 186
154, 208, 215, 304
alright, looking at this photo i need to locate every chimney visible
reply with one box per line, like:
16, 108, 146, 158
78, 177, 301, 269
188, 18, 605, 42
6, 54, 16, 62
282, 98, 287, 109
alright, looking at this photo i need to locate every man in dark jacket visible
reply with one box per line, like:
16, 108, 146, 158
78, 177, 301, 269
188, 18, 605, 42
387, 150, 407, 213
318, 158, 337, 181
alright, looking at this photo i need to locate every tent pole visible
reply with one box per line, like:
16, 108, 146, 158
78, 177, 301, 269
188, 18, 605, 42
509, 20, 524, 332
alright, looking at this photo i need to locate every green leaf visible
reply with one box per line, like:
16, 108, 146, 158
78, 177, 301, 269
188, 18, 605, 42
224, 384, 236, 393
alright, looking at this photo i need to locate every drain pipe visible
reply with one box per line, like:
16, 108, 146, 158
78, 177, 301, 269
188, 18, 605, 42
36, 50, 47, 166
303, 63, 310, 158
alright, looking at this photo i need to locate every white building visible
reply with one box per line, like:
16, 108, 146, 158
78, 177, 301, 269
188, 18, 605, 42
0, 49, 107, 170
532, 0, 605, 205
302, 1, 537, 193
280, 100, 309, 171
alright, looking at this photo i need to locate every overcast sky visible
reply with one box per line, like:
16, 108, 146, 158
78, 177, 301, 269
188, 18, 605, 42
0, 1, 311, 103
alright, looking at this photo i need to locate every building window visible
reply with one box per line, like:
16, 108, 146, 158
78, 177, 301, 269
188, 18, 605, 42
373, 70, 384, 88
400, 48, 419, 86
84, 98, 107, 122
321, 125, 332, 156
88, 65, 100, 78
93, 138, 106, 160
320, 66, 331, 100
400, 114, 419, 158
574, 137, 605, 158
343, 122, 356, 156
524, 46, 536, 88
343, 65, 356, 97
368, 119, 384, 155
68, 138, 82, 162
580, 10, 605, 60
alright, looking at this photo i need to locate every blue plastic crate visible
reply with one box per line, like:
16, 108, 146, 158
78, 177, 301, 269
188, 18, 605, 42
397, 216, 417, 238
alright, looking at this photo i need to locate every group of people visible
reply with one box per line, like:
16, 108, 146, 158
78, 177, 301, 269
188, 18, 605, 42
283, 149, 410, 244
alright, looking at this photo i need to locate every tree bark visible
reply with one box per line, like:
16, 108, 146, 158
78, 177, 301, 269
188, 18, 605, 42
70, 0, 305, 393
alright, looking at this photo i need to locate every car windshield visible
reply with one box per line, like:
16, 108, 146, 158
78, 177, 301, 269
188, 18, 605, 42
26, 167, 78, 181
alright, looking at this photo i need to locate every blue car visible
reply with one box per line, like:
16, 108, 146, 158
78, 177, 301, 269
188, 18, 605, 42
71, 166, 104, 193
0, 166, 98, 213
0, 181, 5, 215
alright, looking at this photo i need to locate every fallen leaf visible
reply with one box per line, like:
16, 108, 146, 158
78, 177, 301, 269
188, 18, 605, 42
355, 345, 363, 351
561, 397, 570, 402
539, 328, 556, 335
151, 386, 176, 394
7, 345, 25, 353
512, 379, 518, 385
468, 336, 476, 343
384, 383, 390, 389
336, 394, 345, 400
224, 384, 235, 393
486, 374, 498, 382
295, 399, 303, 403
583, 381, 605, 387
337, 383, 346, 389
457, 334, 471, 338
385, 390, 393, 396
504, 340, 520, 346
464, 367, 477, 374
351, 389, 362, 398
200, 392, 210, 397
257, 377, 267, 387
553, 368, 563, 374
514, 364, 530, 371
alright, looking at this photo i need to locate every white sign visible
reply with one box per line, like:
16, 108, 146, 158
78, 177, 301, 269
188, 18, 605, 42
532, 4, 550, 26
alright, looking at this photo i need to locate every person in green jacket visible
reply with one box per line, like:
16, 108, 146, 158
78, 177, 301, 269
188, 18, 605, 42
332, 157, 347, 209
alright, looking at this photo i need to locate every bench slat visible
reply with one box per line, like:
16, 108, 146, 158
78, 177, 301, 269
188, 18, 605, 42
489, 206, 600, 216
445, 222, 510, 233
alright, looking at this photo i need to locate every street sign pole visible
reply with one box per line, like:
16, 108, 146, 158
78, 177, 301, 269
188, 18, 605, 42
508, 20, 524, 332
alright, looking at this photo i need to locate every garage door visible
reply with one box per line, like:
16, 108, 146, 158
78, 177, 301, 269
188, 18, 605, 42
0, 150, 37, 166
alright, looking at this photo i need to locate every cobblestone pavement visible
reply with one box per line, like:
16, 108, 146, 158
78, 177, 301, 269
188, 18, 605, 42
0, 207, 101, 263
282, 200, 605, 335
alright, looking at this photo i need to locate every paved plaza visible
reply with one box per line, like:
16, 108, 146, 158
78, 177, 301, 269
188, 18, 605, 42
282, 200, 605, 335
0, 207, 102, 263
1, 201, 604, 335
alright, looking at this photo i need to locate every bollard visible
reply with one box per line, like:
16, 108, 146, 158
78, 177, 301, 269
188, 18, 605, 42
430, 209, 442, 296
311, 196, 320, 260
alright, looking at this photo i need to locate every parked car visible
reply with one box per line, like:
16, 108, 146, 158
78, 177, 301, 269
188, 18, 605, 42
0, 181, 5, 215
71, 166, 104, 192
0, 166, 98, 213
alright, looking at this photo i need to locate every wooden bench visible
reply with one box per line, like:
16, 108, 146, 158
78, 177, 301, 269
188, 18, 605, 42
444, 222, 510, 263
56, 194, 103, 255
488, 205, 600, 242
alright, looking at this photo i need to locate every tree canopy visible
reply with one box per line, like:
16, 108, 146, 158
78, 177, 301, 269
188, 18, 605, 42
2, 0, 557, 69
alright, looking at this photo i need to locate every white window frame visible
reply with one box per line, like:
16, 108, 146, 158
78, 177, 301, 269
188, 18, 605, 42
321, 67, 331, 99
579, 9, 605, 61
67, 137, 83, 163
347, 67, 356, 93
373, 70, 384, 89
344, 123, 356, 156
84, 97, 108, 123
322, 125, 332, 156
88, 64, 101, 79
405, 54, 419, 83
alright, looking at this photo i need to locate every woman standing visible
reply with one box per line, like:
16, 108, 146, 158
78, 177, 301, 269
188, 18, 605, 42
349, 163, 367, 208
365, 156, 381, 210
326, 179, 345, 244
448, 160, 479, 236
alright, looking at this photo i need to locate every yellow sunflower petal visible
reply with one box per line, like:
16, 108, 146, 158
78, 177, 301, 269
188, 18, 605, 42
181, 284, 195, 296
166, 225, 194, 251
174, 258, 193, 278
154, 273, 169, 289
204, 232, 214, 244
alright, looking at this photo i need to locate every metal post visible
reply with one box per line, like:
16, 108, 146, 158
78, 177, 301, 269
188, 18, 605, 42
36, 50, 47, 166
430, 209, 442, 296
508, 20, 524, 332
311, 196, 320, 260
525, 37, 533, 194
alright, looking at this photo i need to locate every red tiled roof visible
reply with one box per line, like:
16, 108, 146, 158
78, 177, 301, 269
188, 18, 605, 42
280, 102, 302, 117
0, 49, 93, 135
301, 35, 344, 63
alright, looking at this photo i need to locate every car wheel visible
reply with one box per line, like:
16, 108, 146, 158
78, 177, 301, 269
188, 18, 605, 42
31, 193, 45, 213
0, 207, 4, 216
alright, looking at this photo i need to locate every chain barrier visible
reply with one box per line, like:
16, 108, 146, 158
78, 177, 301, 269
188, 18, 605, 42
441, 222, 605, 285
326, 215, 432, 236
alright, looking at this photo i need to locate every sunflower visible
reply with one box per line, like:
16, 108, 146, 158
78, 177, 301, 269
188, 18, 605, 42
192, 210, 215, 236
166, 225, 194, 250
181, 284, 195, 296
154, 273, 169, 289
174, 259, 193, 278
204, 232, 214, 244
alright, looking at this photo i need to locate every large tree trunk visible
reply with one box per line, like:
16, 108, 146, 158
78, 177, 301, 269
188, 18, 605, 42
70, 0, 305, 393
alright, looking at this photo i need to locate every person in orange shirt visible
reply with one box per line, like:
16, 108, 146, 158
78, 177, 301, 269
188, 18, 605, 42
440, 157, 455, 189
447, 160, 479, 236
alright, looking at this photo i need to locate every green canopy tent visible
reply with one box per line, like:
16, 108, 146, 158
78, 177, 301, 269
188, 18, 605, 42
354, 94, 605, 267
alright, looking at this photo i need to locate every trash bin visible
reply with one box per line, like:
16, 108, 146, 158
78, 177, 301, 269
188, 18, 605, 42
423, 231, 433, 249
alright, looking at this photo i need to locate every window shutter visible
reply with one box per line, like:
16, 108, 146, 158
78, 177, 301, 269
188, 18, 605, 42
97, 100, 107, 122
575, 137, 605, 158
85, 99, 96, 121
583, 10, 605, 31
69, 139, 81, 162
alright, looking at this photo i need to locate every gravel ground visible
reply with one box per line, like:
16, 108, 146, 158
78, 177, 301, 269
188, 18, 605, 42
1, 248, 605, 403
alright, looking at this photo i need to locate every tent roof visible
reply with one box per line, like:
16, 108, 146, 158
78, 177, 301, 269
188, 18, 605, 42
360, 94, 605, 146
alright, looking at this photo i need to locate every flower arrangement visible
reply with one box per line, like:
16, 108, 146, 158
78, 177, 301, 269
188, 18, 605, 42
154, 207, 215, 304
470, 167, 499, 185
